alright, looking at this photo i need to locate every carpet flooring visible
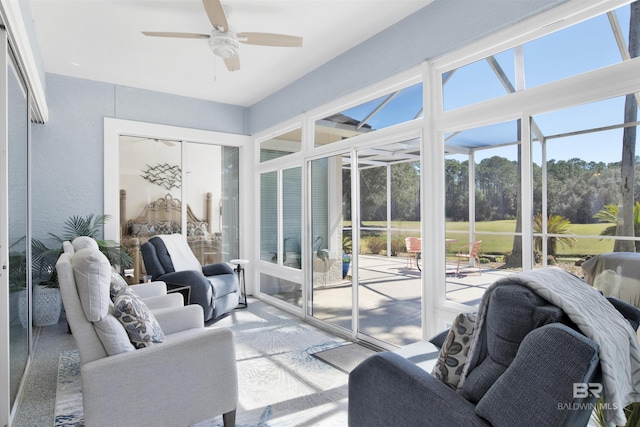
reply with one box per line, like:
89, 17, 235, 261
54, 300, 355, 426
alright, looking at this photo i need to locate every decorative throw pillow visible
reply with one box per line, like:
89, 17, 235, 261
110, 267, 129, 302
71, 248, 112, 322
129, 222, 154, 237
113, 288, 165, 349
94, 305, 136, 355
431, 312, 477, 390
155, 220, 180, 235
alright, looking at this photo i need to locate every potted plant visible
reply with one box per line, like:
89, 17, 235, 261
27, 238, 64, 327
24, 214, 132, 327
342, 234, 352, 279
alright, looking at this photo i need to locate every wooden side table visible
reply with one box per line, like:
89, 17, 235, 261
230, 259, 249, 309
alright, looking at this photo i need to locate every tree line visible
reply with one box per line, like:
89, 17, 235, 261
446, 156, 640, 224
349, 156, 640, 226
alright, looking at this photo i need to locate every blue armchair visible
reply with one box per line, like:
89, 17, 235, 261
349, 282, 640, 427
141, 234, 239, 321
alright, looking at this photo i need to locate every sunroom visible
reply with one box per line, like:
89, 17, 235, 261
252, 0, 640, 351
3, 0, 640, 424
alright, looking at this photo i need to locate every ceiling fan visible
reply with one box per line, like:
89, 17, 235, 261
142, 0, 303, 72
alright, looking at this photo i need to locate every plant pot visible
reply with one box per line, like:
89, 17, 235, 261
18, 290, 28, 328
342, 254, 351, 279
19, 285, 62, 328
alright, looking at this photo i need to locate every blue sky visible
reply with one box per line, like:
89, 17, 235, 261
343, 3, 637, 165
447, 3, 635, 164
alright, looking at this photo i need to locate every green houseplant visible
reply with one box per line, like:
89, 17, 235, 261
32, 214, 132, 288
23, 214, 132, 327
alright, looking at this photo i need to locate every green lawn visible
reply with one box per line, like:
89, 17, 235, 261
355, 219, 617, 256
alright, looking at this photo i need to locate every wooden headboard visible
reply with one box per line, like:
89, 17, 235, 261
119, 189, 218, 283
120, 190, 213, 238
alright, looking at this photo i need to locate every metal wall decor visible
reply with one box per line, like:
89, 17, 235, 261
141, 163, 182, 190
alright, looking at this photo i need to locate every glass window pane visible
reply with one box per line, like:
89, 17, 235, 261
8, 58, 29, 409
523, 6, 626, 89
185, 143, 222, 265
260, 127, 302, 162
283, 167, 302, 269
445, 121, 523, 306
119, 136, 182, 283
357, 139, 423, 347
221, 146, 240, 261
185, 143, 240, 264
311, 154, 353, 330
259, 273, 301, 307
442, 2, 637, 111
260, 171, 278, 264
443, 49, 515, 111
314, 83, 423, 147
532, 93, 640, 272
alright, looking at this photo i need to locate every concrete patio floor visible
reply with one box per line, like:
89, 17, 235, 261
309, 254, 514, 347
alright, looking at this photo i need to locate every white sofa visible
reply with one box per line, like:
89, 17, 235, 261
57, 238, 238, 427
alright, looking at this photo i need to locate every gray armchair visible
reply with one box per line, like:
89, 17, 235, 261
57, 239, 238, 427
349, 282, 640, 427
141, 234, 240, 321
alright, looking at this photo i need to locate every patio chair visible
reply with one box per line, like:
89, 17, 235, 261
405, 237, 421, 270
456, 240, 482, 275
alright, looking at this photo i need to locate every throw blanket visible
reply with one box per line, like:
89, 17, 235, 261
458, 268, 640, 427
157, 234, 202, 272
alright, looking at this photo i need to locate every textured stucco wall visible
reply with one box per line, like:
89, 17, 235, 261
30, 73, 245, 243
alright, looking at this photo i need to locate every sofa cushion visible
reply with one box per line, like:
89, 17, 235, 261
71, 248, 112, 322
94, 306, 136, 355
113, 288, 165, 349
431, 312, 476, 389
110, 268, 129, 301
475, 324, 600, 427
461, 284, 565, 403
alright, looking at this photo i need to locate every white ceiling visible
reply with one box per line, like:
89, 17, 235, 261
29, 0, 434, 107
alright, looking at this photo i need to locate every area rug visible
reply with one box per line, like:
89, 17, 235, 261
54, 303, 351, 427
311, 343, 378, 374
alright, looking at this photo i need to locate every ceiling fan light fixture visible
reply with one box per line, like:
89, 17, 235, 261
209, 29, 239, 58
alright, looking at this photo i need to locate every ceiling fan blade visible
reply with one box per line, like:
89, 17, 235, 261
142, 31, 209, 39
202, 0, 229, 32
224, 55, 240, 72
237, 32, 303, 47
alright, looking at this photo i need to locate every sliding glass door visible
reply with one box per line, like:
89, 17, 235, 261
1, 30, 31, 425
308, 138, 422, 347
310, 153, 353, 332
356, 139, 422, 346
119, 136, 239, 283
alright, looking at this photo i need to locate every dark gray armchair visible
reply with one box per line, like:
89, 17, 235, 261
141, 234, 239, 321
349, 282, 640, 427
